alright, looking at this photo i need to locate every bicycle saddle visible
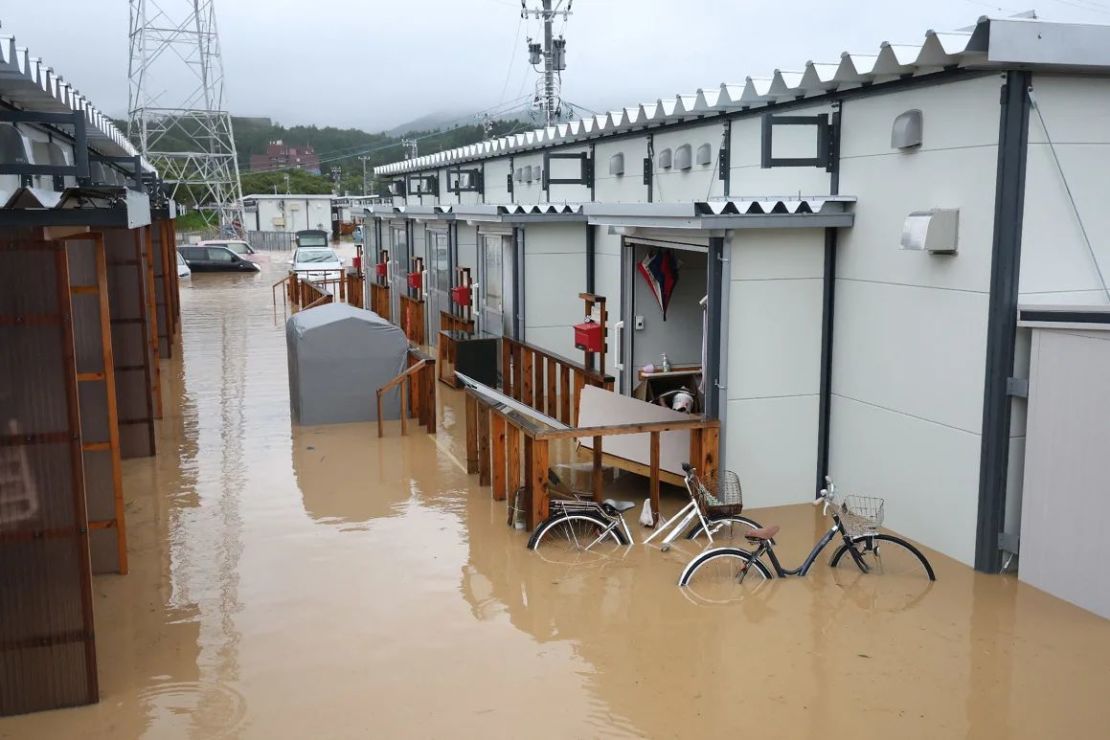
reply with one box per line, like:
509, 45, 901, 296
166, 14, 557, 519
603, 498, 636, 513
744, 525, 780, 542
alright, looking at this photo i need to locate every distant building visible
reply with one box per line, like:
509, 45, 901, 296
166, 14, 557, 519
249, 139, 321, 175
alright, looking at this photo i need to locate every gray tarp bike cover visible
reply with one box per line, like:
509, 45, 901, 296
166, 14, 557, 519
285, 303, 409, 425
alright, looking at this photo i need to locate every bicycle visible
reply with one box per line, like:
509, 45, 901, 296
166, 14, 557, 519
526, 464, 761, 564
678, 477, 936, 598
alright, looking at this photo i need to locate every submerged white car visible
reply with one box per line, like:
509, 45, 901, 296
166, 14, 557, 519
290, 246, 343, 284
176, 250, 191, 279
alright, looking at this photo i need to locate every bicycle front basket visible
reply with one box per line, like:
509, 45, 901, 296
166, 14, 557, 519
837, 494, 884, 538
697, 470, 743, 517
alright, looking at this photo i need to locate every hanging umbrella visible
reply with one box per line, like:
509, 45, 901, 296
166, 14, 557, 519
637, 250, 680, 320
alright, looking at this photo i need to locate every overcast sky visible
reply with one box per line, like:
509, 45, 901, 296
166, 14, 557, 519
3, 1, 1108, 132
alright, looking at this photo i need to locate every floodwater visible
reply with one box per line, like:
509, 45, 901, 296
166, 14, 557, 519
3, 256, 1109, 739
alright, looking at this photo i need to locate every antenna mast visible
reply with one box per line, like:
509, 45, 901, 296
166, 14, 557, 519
522, 0, 571, 126
128, 0, 244, 232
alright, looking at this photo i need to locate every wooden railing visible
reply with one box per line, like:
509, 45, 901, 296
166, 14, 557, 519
399, 294, 425, 346
440, 310, 474, 334
501, 337, 614, 427
275, 270, 368, 312
463, 383, 719, 530
376, 350, 437, 438
370, 283, 391, 319
345, 272, 365, 309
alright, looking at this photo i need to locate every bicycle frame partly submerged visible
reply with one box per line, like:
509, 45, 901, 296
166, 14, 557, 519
678, 479, 937, 585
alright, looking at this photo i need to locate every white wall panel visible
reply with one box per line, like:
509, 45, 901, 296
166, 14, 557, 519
827, 76, 1003, 563
1021, 75, 1110, 304
523, 223, 587, 358
724, 229, 824, 507
725, 396, 818, 508
1019, 327, 1110, 617
484, 157, 512, 202
456, 224, 478, 273
512, 153, 545, 203
833, 280, 988, 434
593, 137, 649, 203
829, 394, 981, 565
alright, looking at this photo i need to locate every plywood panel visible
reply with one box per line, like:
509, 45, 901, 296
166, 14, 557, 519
577, 385, 690, 477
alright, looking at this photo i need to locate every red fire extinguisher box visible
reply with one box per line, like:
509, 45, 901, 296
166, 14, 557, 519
375, 262, 387, 279
407, 271, 423, 290
573, 320, 603, 353
451, 284, 471, 306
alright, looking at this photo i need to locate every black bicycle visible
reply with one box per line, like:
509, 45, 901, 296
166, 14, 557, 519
679, 477, 935, 598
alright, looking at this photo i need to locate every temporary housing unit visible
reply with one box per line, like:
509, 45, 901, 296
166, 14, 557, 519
243, 193, 333, 233
286, 303, 409, 425
369, 14, 1110, 611
0, 31, 182, 715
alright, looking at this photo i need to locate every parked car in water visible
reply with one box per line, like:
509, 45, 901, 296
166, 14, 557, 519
198, 239, 269, 264
289, 246, 343, 283
294, 229, 331, 250
176, 250, 191, 279
178, 244, 261, 273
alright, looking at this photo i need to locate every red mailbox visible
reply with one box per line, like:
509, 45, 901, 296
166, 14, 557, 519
451, 284, 471, 306
352, 255, 362, 270
574, 320, 603, 353
407, 271, 423, 290
375, 262, 388, 279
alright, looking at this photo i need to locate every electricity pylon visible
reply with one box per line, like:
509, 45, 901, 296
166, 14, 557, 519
127, 0, 244, 231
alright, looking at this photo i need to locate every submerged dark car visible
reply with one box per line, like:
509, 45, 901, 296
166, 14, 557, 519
178, 244, 261, 273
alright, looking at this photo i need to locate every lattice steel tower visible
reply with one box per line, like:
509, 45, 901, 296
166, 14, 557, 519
127, 0, 244, 230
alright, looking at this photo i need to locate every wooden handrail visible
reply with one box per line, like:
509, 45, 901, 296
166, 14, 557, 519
375, 356, 436, 438
461, 382, 719, 530
503, 336, 612, 387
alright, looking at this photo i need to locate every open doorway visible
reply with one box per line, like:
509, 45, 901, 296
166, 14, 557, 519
389, 223, 408, 322
622, 238, 709, 416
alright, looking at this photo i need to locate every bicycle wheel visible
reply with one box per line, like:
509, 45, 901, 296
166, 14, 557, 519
683, 515, 762, 545
829, 534, 936, 581
526, 513, 628, 566
678, 547, 772, 604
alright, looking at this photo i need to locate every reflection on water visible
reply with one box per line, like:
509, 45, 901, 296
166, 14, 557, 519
2, 258, 1109, 739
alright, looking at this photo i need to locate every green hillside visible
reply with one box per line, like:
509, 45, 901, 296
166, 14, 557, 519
123, 116, 530, 197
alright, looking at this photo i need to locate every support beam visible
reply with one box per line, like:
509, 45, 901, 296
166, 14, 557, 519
704, 236, 725, 419
976, 71, 1032, 573
815, 228, 838, 495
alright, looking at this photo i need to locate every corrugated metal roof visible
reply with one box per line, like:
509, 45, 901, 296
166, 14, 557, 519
375, 15, 1110, 177
583, 196, 855, 230
0, 33, 153, 171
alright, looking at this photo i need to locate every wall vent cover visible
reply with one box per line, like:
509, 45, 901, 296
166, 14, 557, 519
892, 109, 923, 150
674, 144, 693, 171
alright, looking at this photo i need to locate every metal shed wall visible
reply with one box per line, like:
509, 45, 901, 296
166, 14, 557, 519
0, 238, 98, 716
105, 228, 156, 459
1019, 326, 1110, 617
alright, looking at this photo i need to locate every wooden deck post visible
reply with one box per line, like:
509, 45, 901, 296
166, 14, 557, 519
507, 423, 521, 507
491, 412, 507, 501
464, 393, 479, 474
529, 436, 549, 530
592, 435, 604, 502
477, 403, 491, 487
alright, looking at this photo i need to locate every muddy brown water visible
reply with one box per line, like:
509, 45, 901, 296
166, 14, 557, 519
3, 258, 1109, 739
